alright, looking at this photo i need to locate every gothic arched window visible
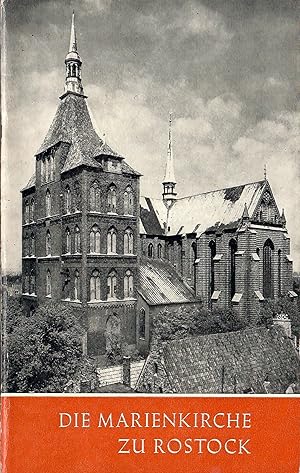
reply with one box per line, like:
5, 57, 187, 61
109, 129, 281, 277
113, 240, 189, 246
229, 239, 237, 299
74, 269, 80, 300
50, 153, 54, 181
263, 239, 274, 299
74, 225, 81, 253
90, 225, 101, 253
107, 227, 117, 254
124, 186, 134, 215
107, 270, 117, 299
45, 189, 51, 217
46, 269, 51, 297
65, 185, 71, 214
90, 180, 100, 211
46, 230, 51, 256
90, 269, 101, 301
74, 181, 81, 211
157, 243, 162, 259
65, 227, 71, 253
124, 269, 133, 298
124, 228, 133, 254
139, 308, 146, 340
24, 271, 30, 293
148, 243, 154, 258
24, 233, 29, 256
209, 240, 216, 296
29, 269, 36, 294
29, 233, 35, 257
107, 185, 117, 213
41, 159, 45, 183
29, 198, 35, 222
24, 200, 29, 223
63, 268, 71, 299
278, 249, 282, 297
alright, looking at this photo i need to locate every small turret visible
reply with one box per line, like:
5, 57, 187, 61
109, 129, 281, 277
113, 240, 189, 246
242, 203, 250, 222
280, 208, 286, 226
162, 112, 177, 208
63, 12, 84, 96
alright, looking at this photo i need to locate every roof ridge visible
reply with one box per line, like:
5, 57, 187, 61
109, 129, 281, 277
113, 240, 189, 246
177, 180, 266, 201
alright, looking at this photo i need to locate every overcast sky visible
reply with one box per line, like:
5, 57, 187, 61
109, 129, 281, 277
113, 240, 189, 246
2, 0, 300, 273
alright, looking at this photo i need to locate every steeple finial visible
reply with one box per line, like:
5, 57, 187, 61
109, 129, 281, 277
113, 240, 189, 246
162, 112, 177, 208
242, 203, 250, 221
69, 11, 77, 53
62, 12, 84, 97
280, 208, 286, 226
264, 163, 267, 180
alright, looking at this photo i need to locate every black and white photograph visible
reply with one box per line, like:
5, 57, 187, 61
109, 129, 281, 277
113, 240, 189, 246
2, 0, 300, 394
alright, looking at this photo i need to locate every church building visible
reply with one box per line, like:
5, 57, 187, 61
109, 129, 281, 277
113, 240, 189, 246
21, 14, 296, 356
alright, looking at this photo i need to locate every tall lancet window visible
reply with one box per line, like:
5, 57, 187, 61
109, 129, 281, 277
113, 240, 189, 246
45, 189, 51, 217
278, 249, 282, 297
46, 230, 51, 256
29, 198, 35, 222
65, 227, 71, 253
65, 185, 71, 214
74, 226, 81, 253
124, 269, 134, 298
107, 270, 117, 299
124, 228, 133, 254
29, 269, 36, 295
29, 233, 35, 256
90, 225, 101, 253
46, 270, 52, 297
24, 200, 29, 223
124, 186, 134, 215
90, 180, 100, 211
229, 239, 237, 299
107, 227, 117, 254
107, 185, 117, 213
74, 269, 80, 300
263, 239, 274, 299
209, 241, 216, 296
50, 153, 54, 181
90, 269, 101, 301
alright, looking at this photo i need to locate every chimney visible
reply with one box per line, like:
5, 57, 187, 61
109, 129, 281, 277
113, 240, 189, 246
123, 356, 131, 387
273, 313, 292, 338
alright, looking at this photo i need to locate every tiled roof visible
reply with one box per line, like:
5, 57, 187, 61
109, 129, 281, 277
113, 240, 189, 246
138, 258, 196, 305
161, 326, 300, 393
141, 180, 267, 236
21, 173, 36, 191
35, 92, 123, 172
140, 196, 167, 235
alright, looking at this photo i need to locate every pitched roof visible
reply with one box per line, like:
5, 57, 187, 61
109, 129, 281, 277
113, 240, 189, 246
140, 196, 167, 235
161, 326, 300, 393
141, 180, 267, 236
138, 258, 197, 305
36, 93, 123, 171
21, 173, 36, 192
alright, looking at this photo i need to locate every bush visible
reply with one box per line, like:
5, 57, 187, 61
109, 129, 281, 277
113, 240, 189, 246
260, 296, 300, 335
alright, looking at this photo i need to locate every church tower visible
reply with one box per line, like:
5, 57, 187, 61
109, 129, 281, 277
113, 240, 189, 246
21, 13, 141, 357
162, 113, 177, 208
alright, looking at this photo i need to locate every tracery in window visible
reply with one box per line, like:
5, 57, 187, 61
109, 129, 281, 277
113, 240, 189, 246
107, 270, 117, 299
29, 233, 35, 256
124, 228, 133, 254
74, 225, 81, 253
45, 189, 51, 217
124, 269, 133, 298
90, 180, 100, 211
46, 230, 51, 256
107, 185, 117, 213
90, 269, 101, 301
107, 227, 117, 254
65, 227, 71, 253
124, 186, 134, 215
90, 225, 101, 253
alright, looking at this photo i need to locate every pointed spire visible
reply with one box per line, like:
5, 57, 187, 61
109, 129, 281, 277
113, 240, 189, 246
162, 112, 177, 208
163, 112, 176, 184
69, 11, 77, 53
242, 203, 250, 220
62, 12, 84, 97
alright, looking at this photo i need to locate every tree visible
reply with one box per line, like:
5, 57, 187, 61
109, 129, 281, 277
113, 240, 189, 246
153, 304, 247, 342
7, 301, 84, 392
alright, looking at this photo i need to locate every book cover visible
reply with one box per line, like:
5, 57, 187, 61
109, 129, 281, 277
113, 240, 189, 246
1, 1, 300, 472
